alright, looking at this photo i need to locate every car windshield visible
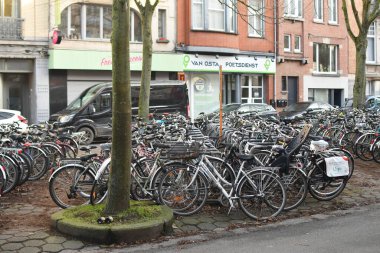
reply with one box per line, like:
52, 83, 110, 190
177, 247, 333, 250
66, 85, 103, 110
283, 103, 311, 112
237, 104, 272, 112
213, 104, 241, 113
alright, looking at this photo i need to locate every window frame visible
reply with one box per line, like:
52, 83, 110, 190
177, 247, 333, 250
314, 0, 323, 22
248, 0, 265, 38
284, 34, 291, 52
0, 0, 20, 17
328, 0, 338, 24
366, 22, 376, 63
281, 76, 288, 92
284, 0, 303, 19
191, 0, 237, 33
158, 9, 167, 39
294, 35, 301, 53
313, 43, 338, 74
130, 9, 142, 43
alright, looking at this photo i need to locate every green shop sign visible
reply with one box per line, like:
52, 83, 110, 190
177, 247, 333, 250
48, 49, 183, 71
182, 54, 275, 74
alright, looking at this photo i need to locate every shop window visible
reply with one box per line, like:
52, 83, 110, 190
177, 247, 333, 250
192, 0, 237, 33
313, 43, 338, 73
248, 0, 264, 37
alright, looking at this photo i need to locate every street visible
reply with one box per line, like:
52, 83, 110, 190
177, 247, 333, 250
119, 204, 380, 253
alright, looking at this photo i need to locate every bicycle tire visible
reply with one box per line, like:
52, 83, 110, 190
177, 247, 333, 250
25, 146, 49, 181
237, 169, 286, 220
158, 163, 208, 216
281, 166, 308, 211
372, 138, 380, 163
1, 154, 21, 194
49, 165, 95, 209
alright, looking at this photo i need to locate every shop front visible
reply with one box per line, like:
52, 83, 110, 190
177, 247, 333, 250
182, 54, 276, 119
48, 49, 183, 114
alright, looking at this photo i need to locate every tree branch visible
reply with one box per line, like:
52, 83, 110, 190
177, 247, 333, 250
342, 0, 357, 42
153, 0, 159, 9
134, 0, 144, 12
350, 0, 363, 33
368, 0, 380, 24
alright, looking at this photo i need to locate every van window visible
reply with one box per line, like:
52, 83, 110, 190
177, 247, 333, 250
131, 85, 186, 108
92, 92, 111, 112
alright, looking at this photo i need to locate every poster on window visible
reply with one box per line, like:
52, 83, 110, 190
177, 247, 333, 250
191, 75, 220, 117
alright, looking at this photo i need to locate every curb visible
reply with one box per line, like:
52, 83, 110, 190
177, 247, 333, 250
51, 205, 174, 244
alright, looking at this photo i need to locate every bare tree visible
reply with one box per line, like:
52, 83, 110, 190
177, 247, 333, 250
342, 0, 380, 108
104, 0, 132, 215
135, 0, 159, 121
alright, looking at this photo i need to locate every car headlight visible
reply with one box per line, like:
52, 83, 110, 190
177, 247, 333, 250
59, 115, 74, 123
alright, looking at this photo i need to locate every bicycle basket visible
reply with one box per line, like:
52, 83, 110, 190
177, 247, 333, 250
167, 142, 201, 160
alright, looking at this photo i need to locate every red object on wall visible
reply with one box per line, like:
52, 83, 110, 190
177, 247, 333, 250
52, 30, 62, 44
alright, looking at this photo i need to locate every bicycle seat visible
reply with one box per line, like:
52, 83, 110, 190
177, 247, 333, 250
79, 153, 97, 162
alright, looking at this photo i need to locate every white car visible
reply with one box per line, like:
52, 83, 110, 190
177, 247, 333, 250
0, 109, 28, 131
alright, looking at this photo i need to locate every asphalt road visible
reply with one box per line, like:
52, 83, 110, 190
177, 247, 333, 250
121, 204, 380, 253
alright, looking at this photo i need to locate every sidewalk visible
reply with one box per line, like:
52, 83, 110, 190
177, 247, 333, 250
1, 160, 379, 252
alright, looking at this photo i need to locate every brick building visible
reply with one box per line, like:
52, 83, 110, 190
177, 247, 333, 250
276, 0, 351, 107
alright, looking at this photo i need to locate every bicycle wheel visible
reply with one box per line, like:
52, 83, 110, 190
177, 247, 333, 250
237, 169, 286, 220
308, 157, 348, 201
58, 136, 79, 154
0, 166, 6, 195
13, 153, 32, 186
0, 154, 21, 194
355, 133, 376, 161
158, 164, 208, 216
280, 166, 308, 211
25, 146, 49, 180
339, 131, 361, 156
372, 138, 380, 163
90, 160, 111, 205
49, 165, 95, 208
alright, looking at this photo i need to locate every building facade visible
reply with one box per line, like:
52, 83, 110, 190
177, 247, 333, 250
0, 0, 49, 123
276, 0, 351, 107
177, 0, 276, 118
366, 17, 380, 96
48, 0, 181, 115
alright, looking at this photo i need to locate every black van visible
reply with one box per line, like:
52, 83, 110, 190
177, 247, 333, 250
49, 80, 188, 144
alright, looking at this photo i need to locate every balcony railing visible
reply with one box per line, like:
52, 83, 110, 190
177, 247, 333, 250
0, 17, 23, 40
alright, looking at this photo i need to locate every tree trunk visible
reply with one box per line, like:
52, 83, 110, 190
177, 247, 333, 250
353, 37, 368, 109
104, 0, 131, 215
137, 2, 155, 121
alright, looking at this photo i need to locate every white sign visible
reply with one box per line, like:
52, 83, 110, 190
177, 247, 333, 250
182, 54, 276, 74
325, 156, 350, 177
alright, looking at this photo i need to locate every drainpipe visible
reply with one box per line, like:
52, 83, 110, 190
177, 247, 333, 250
273, 0, 277, 108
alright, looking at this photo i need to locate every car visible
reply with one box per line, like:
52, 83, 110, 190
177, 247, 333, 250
200, 103, 278, 120
342, 96, 380, 110
0, 109, 28, 131
279, 101, 334, 123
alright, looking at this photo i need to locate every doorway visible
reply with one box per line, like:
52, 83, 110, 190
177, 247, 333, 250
3, 74, 30, 119
287, 77, 298, 105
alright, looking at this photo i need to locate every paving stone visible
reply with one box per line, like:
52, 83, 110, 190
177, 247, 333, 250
197, 222, 217, 230
213, 215, 230, 222
1, 242, 24, 251
2, 229, 21, 235
7, 236, 29, 243
62, 240, 84, 250
17, 210, 33, 215
197, 216, 215, 223
181, 217, 201, 225
19, 246, 41, 253
214, 221, 230, 228
42, 243, 64, 252
24, 239, 45, 247
28, 231, 50, 239
0, 239, 6, 245
0, 235, 12, 240
174, 220, 184, 227
45, 236, 66, 244
180, 225, 199, 232
17, 232, 35, 237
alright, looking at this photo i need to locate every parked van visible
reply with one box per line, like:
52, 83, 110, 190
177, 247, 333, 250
49, 80, 188, 144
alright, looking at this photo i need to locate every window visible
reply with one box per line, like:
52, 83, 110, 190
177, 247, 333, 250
367, 22, 376, 63
0, 0, 19, 17
294, 35, 301, 52
328, 0, 338, 23
158, 9, 167, 39
192, 0, 237, 33
281, 76, 288, 92
130, 9, 142, 42
248, 0, 264, 37
284, 0, 302, 18
59, 4, 140, 42
313, 43, 338, 73
92, 92, 111, 113
284, 34, 291, 52
314, 0, 323, 21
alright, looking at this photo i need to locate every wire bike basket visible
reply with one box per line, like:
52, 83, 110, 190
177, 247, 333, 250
166, 142, 201, 160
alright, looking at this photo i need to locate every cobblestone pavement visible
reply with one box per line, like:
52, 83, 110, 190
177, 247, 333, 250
0, 160, 380, 252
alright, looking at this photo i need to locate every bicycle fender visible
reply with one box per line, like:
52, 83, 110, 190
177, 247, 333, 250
94, 157, 111, 179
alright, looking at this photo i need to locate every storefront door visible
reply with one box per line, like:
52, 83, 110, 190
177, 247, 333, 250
3, 74, 30, 119
241, 75, 263, 103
